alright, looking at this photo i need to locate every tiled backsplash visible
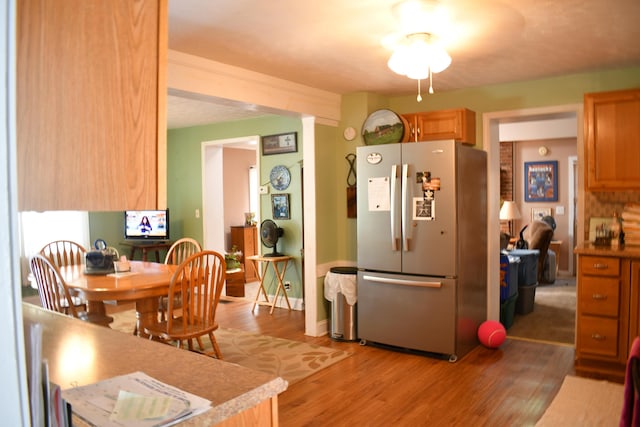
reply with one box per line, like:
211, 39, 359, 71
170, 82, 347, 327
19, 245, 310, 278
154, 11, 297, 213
584, 190, 640, 241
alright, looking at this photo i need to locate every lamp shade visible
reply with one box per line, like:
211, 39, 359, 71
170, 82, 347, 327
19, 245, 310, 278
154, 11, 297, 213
499, 201, 521, 221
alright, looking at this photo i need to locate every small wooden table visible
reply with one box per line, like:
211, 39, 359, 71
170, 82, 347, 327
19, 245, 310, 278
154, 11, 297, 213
121, 241, 173, 262
549, 240, 562, 276
246, 255, 292, 314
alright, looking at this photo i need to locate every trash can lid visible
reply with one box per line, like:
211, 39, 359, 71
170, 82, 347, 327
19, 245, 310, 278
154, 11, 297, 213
329, 266, 357, 275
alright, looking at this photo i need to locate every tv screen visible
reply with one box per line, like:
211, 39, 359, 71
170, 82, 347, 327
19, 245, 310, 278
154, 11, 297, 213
124, 209, 170, 240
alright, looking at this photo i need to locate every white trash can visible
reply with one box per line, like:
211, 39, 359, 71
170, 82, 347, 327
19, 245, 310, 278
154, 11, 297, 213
324, 266, 357, 341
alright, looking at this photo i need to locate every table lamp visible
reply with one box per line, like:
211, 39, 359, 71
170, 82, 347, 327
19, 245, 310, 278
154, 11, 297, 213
499, 201, 521, 236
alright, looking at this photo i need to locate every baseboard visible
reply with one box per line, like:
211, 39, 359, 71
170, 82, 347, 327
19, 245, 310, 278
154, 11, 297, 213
315, 319, 329, 336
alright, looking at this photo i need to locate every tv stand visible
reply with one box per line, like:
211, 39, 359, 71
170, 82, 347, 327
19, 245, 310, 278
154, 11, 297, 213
121, 241, 172, 262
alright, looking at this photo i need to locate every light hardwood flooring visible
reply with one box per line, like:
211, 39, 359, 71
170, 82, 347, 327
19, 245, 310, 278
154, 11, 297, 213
24, 288, 576, 426
214, 298, 576, 426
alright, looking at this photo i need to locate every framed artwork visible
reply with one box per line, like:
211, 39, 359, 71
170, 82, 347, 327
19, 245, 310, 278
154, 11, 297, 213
531, 207, 552, 222
588, 217, 613, 243
262, 132, 297, 155
524, 161, 558, 202
271, 194, 290, 220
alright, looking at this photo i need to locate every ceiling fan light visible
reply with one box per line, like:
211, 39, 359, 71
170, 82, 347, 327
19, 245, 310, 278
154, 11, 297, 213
428, 47, 451, 73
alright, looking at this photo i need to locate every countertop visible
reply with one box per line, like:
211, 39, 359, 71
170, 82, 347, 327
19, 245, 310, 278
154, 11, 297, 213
22, 303, 288, 425
574, 242, 640, 258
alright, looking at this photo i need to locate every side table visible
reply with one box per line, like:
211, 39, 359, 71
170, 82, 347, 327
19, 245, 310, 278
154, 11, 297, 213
121, 241, 173, 262
246, 255, 293, 314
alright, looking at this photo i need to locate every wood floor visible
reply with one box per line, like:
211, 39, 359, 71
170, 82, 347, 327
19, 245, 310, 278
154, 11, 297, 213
215, 297, 576, 427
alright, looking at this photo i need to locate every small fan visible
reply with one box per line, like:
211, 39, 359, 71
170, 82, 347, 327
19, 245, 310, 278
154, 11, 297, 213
260, 219, 284, 257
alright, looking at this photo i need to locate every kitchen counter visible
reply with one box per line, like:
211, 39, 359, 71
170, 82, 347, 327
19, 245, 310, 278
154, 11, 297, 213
23, 303, 287, 426
574, 242, 640, 258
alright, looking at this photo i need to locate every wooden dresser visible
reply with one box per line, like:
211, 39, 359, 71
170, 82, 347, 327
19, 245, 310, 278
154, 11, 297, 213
231, 226, 259, 282
574, 243, 640, 382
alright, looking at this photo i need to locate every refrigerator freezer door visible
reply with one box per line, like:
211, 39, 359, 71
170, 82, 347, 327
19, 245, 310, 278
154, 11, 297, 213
357, 144, 402, 272
357, 271, 456, 355
401, 140, 458, 277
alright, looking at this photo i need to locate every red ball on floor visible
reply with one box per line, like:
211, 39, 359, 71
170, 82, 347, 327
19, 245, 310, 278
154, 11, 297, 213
478, 320, 506, 348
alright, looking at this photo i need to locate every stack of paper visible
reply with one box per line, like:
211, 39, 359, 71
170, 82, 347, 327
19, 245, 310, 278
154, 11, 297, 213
62, 372, 211, 427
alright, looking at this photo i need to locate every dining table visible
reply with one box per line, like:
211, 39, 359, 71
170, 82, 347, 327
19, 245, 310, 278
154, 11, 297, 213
60, 260, 178, 337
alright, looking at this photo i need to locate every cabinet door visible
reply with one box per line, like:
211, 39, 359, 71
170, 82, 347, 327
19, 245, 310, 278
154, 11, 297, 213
400, 114, 418, 142
17, 0, 168, 211
629, 261, 640, 351
416, 108, 476, 145
585, 88, 640, 190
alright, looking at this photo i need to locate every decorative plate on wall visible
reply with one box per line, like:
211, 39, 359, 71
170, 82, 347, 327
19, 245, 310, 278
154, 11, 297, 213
270, 165, 291, 191
362, 109, 405, 145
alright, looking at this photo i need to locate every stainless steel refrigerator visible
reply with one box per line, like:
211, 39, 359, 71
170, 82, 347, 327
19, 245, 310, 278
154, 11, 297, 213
356, 139, 487, 362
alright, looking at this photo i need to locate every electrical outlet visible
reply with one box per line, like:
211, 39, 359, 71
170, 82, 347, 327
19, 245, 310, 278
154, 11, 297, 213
284, 281, 291, 291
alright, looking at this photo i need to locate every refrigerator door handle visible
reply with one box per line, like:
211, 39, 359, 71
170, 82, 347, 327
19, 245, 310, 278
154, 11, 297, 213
390, 164, 398, 251
401, 163, 409, 251
362, 275, 443, 289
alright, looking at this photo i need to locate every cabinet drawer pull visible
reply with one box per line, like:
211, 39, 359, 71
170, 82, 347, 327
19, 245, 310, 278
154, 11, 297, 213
591, 333, 606, 341
591, 293, 608, 300
592, 263, 609, 270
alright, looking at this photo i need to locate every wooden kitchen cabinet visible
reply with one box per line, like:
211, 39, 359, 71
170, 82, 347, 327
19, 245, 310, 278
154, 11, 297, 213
584, 88, 640, 191
575, 252, 630, 382
402, 108, 476, 145
17, 0, 168, 211
231, 226, 259, 283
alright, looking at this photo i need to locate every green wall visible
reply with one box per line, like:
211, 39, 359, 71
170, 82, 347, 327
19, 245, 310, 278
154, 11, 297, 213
389, 66, 640, 147
90, 66, 640, 326
166, 115, 304, 298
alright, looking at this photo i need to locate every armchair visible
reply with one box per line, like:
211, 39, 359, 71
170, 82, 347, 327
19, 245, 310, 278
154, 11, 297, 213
526, 220, 555, 284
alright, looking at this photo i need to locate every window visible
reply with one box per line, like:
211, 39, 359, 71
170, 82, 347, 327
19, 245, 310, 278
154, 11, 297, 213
19, 211, 90, 285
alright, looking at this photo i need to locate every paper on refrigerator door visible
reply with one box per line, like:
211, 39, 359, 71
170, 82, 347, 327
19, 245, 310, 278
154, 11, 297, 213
367, 177, 390, 211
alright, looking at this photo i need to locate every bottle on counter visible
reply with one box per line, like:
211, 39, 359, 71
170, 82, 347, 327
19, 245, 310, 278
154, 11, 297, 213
611, 211, 622, 248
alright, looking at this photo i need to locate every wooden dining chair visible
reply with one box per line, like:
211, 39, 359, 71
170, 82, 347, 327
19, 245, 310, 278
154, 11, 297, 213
39, 240, 88, 313
164, 238, 202, 265
40, 240, 86, 268
144, 250, 226, 359
29, 253, 88, 320
158, 238, 203, 322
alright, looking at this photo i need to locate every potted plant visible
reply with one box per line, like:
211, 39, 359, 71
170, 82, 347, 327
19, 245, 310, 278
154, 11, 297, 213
225, 245, 242, 271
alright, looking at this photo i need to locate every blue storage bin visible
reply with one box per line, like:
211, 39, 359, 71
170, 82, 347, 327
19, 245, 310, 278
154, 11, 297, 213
499, 254, 519, 302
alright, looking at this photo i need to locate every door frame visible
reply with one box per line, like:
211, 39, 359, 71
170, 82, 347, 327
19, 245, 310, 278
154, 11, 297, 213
201, 136, 260, 254
483, 104, 584, 321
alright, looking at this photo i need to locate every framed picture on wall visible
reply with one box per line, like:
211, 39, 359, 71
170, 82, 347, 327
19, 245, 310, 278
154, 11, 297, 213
524, 161, 558, 202
262, 132, 297, 155
531, 207, 552, 222
271, 194, 290, 220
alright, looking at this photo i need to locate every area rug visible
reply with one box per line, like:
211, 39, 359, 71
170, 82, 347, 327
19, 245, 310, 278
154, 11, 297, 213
109, 310, 350, 385
508, 278, 576, 345
536, 375, 623, 426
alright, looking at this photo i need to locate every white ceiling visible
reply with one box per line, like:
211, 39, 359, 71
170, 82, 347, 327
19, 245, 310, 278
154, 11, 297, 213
167, 0, 640, 129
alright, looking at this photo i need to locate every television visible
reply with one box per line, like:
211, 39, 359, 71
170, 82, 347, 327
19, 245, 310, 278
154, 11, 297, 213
124, 209, 170, 241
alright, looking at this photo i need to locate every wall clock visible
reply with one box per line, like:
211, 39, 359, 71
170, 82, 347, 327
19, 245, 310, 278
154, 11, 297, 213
270, 165, 291, 191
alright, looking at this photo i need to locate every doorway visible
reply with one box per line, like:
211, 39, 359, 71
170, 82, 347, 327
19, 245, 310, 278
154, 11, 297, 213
201, 136, 260, 253
484, 104, 584, 321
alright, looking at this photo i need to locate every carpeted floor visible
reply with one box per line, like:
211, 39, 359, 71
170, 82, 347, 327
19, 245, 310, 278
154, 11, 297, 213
508, 276, 576, 345
109, 309, 351, 385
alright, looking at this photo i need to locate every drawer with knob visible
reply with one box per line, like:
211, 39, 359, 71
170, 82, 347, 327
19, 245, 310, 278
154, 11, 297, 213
579, 275, 620, 317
